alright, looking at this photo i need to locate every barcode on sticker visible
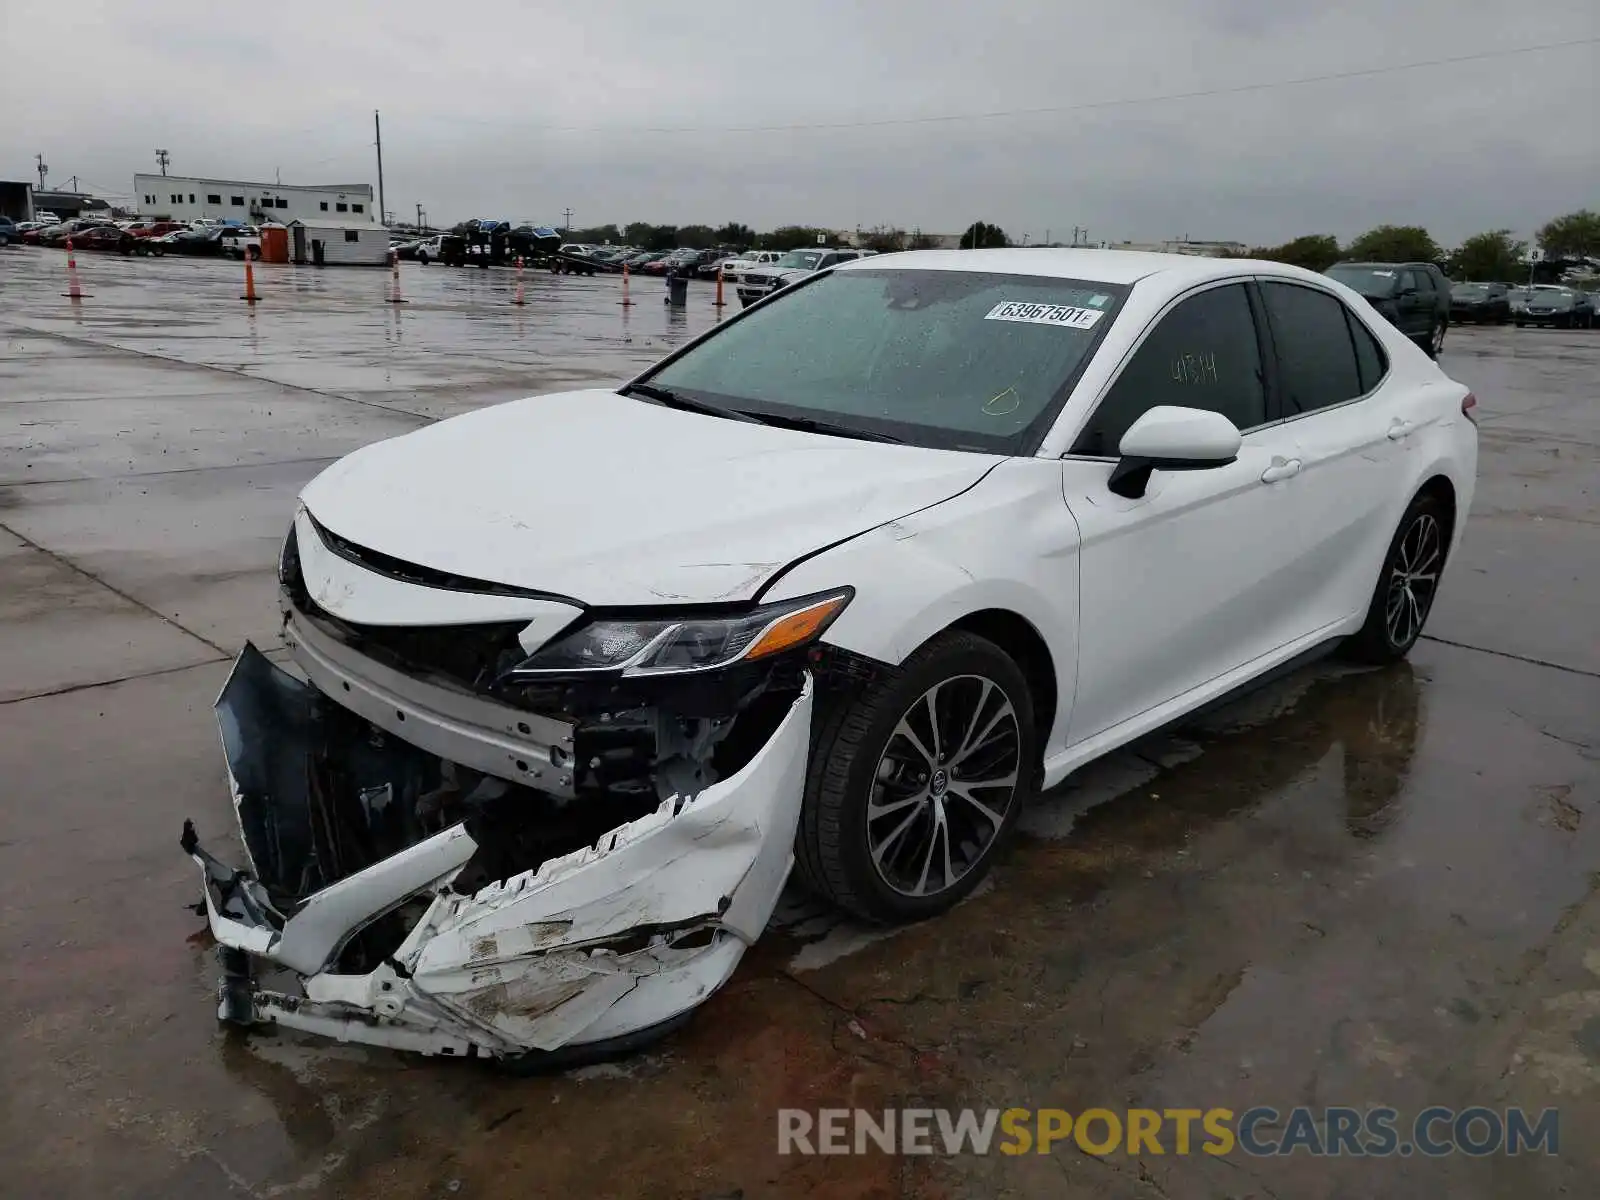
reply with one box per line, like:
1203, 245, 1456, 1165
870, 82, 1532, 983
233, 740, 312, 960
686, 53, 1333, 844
984, 301, 1104, 329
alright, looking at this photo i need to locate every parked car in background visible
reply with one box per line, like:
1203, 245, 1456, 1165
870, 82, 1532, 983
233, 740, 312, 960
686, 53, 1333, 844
1514, 285, 1592, 328
735, 248, 872, 306
0, 215, 16, 246
218, 226, 262, 259
36, 219, 110, 246
718, 249, 783, 284
72, 224, 165, 256
1448, 281, 1510, 324
161, 227, 227, 256
129, 220, 187, 239
36, 211, 60, 225
1325, 261, 1451, 357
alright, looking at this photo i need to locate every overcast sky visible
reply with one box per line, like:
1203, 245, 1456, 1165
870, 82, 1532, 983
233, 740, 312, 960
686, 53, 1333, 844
2, 0, 1594, 245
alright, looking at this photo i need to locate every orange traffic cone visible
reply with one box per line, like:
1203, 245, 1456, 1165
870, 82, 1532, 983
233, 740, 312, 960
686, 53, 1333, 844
620, 262, 634, 307
714, 262, 727, 308
240, 254, 259, 303
513, 256, 526, 306
389, 251, 408, 304
62, 238, 91, 299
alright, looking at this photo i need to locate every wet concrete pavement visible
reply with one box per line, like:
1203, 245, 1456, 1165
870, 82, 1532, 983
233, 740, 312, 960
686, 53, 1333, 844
1, 247, 1596, 1199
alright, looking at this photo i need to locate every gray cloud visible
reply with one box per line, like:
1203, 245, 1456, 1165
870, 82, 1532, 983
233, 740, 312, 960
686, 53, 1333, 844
3, 0, 1595, 244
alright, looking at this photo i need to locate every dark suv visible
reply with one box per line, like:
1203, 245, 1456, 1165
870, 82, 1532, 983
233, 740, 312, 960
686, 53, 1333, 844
1449, 280, 1511, 324
1325, 261, 1451, 357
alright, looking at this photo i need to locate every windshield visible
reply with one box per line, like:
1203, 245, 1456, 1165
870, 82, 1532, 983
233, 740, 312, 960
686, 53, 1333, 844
1327, 265, 1400, 296
646, 269, 1126, 452
774, 250, 823, 269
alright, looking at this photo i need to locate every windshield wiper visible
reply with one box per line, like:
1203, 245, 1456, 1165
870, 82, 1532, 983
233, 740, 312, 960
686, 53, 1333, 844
733, 409, 904, 444
622, 383, 757, 423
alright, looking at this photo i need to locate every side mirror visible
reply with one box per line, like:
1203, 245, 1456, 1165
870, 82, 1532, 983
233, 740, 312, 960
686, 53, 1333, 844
1109, 406, 1242, 499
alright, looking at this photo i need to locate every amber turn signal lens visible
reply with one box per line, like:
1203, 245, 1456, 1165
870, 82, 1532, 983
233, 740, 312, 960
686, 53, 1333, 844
744, 595, 850, 661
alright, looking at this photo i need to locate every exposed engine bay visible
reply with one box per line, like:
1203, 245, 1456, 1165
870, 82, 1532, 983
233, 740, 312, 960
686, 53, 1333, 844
182, 513, 823, 1063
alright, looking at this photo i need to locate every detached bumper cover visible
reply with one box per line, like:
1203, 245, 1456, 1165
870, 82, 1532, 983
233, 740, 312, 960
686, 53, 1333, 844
188, 651, 813, 1059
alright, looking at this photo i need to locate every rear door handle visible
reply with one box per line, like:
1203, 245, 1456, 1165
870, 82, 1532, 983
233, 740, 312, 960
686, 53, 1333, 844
1387, 419, 1416, 441
1260, 457, 1302, 483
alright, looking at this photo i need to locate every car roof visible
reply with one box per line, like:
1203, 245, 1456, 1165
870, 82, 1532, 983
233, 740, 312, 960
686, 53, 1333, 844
832, 247, 1330, 288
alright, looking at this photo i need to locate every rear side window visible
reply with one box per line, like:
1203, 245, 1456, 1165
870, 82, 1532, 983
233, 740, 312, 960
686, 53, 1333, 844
1346, 310, 1388, 394
1073, 283, 1266, 456
1260, 282, 1364, 415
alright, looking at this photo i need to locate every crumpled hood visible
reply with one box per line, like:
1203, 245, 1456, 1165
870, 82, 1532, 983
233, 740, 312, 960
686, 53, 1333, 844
300, 389, 997, 606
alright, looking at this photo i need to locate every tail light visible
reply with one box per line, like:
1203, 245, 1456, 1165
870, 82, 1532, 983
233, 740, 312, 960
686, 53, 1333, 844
1461, 392, 1479, 425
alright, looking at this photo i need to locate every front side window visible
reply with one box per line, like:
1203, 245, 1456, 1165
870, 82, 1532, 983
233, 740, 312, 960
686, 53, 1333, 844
1072, 283, 1265, 456
648, 269, 1127, 452
1260, 282, 1365, 415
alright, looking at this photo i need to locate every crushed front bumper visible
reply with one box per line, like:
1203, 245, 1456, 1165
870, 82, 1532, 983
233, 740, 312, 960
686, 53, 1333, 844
186, 647, 812, 1061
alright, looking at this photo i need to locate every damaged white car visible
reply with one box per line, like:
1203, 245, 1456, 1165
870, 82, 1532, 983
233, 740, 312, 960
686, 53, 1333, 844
186, 249, 1477, 1064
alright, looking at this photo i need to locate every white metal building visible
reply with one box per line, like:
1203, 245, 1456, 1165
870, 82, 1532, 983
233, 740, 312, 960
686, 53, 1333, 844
286, 219, 391, 267
133, 175, 377, 226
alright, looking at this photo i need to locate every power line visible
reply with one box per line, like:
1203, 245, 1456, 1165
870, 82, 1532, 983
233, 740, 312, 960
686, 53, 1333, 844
426, 35, 1599, 135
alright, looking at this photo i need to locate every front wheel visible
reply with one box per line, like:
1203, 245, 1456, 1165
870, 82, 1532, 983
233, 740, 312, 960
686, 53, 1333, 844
1343, 493, 1448, 664
1416, 320, 1446, 358
796, 631, 1037, 923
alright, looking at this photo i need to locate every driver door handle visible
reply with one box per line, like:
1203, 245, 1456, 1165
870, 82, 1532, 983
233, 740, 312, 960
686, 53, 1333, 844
1387, 419, 1416, 440
1260, 456, 1302, 483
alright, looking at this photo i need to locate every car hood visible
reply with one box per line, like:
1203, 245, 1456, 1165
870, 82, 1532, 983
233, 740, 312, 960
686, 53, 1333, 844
299, 389, 998, 606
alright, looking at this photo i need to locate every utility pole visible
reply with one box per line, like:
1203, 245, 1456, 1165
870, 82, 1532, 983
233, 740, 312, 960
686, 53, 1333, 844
374, 111, 386, 230
155, 149, 170, 176
35, 154, 48, 190
562, 207, 573, 235
416, 202, 423, 231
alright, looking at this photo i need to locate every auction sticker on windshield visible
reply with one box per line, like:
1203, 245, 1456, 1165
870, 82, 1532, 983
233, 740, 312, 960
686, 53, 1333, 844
984, 301, 1104, 329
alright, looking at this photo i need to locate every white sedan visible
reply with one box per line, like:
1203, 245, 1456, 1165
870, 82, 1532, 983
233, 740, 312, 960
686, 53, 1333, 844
185, 250, 1477, 1064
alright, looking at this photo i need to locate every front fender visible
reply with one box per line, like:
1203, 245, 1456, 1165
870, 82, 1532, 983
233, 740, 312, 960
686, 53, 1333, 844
760, 457, 1080, 751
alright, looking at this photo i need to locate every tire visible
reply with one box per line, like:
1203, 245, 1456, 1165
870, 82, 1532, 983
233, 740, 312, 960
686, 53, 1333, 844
1514, 320, 1525, 328
1415, 319, 1446, 358
1342, 492, 1449, 664
417, 252, 428, 265
796, 630, 1037, 923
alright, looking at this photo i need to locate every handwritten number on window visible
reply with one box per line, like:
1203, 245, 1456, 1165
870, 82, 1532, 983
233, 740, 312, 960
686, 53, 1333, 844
1170, 352, 1219, 386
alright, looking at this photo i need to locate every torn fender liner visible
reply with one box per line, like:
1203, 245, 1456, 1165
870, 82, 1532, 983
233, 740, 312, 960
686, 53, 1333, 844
186, 646, 812, 1058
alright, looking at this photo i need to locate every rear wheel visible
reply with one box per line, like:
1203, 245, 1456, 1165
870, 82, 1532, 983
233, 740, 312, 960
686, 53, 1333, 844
796, 631, 1036, 923
1343, 493, 1448, 664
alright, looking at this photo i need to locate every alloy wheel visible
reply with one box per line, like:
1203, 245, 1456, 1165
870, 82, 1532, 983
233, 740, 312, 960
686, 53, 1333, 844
867, 674, 1022, 898
1431, 323, 1446, 356
1385, 512, 1442, 649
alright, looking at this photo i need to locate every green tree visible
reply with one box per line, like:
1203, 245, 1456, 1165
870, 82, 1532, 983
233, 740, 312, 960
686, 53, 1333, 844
676, 225, 716, 249
569, 224, 620, 245
1449, 229, 1527, 281
1246, 234, 1341, 272
961, 221, 1009, 249
715, 222, 755, 247
623, 223, 679, 251
860, 226, 907, 253
907, 228, 940, 250
761, 226, 833, 251
1536, 209, 1600, 259
1344, 224, 1441, 264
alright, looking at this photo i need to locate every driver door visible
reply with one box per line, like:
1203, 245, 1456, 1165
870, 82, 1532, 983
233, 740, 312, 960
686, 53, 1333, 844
1061, 281, 1307, 747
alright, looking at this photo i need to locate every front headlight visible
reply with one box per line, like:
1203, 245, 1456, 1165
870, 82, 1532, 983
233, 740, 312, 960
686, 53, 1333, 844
507, 589, 853, 679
